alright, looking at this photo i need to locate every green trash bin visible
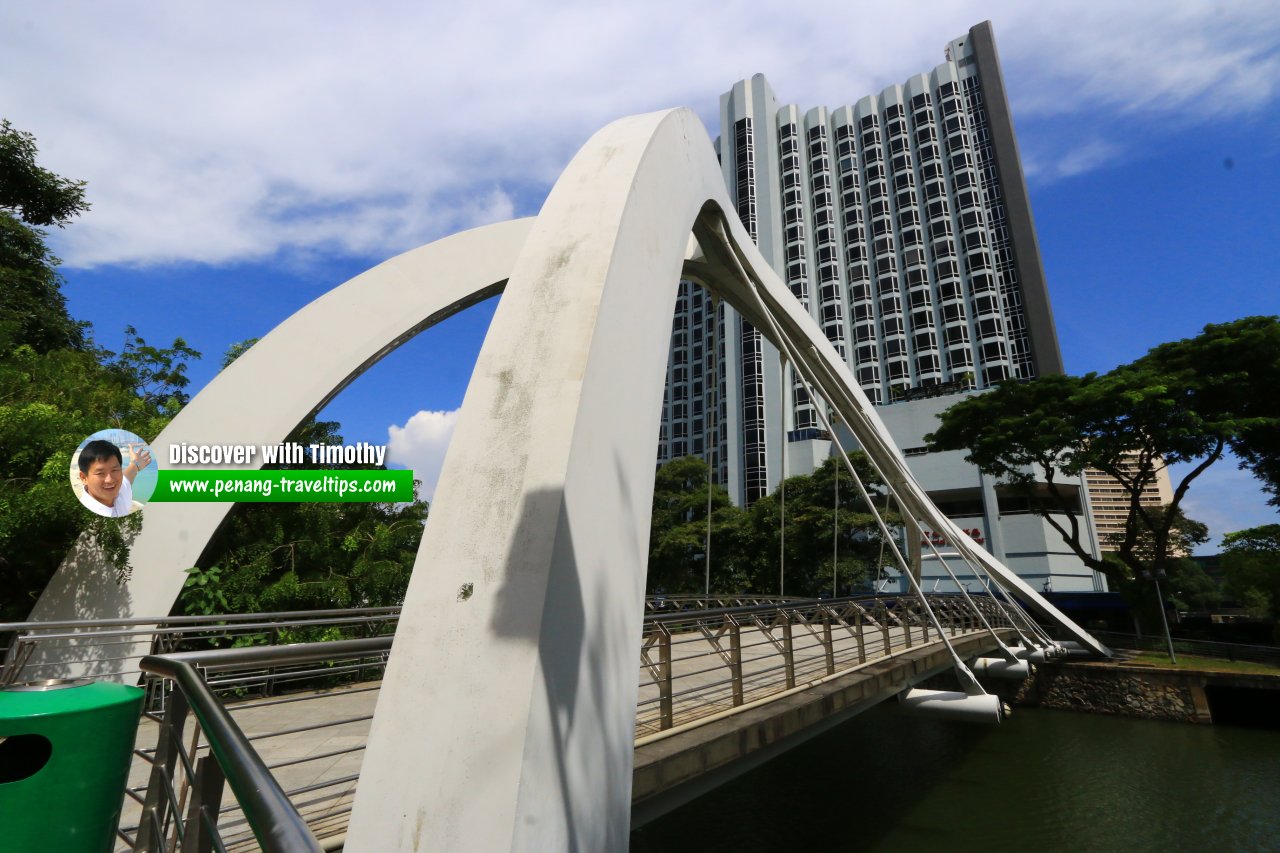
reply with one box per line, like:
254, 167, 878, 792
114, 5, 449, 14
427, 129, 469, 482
1, 678, 145, 853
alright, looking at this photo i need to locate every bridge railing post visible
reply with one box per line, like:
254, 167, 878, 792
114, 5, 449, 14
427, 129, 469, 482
658, 625, 673, 730
181, 754, 226, 853
854, 608, 866, 664
729, 617, 744, 707
135, 688, 191, 853
822, 608, 835, 676
782, 616, 796, 690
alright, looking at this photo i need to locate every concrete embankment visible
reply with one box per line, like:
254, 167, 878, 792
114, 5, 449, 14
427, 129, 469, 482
1010, 660, 1280, 725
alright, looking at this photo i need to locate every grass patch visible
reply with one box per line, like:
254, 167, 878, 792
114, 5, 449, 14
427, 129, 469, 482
1122, 651, 1280, 676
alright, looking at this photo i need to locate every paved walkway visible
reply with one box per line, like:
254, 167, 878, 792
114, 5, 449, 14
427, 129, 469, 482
118, 620, 996, 850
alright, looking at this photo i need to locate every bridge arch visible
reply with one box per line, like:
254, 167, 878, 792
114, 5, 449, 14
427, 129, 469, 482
343, 108, 1102, 851
27, 218, 532, 672
30, 105, 1105, 848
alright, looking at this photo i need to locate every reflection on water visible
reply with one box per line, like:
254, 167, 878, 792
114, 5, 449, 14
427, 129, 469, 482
631, 705, 1280, 853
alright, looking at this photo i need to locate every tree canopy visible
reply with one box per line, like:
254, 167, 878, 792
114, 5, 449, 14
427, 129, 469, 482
926, 316, 1280, 600
1220, 524, 1280, 619
646, 452, 899, 597
0, 121, 429, 622
0, 119, 203, 618
0, 119, 91, 354
180, 415, 429, 618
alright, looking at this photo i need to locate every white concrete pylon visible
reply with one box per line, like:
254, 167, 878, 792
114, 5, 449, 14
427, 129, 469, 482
345, 108, 728, 852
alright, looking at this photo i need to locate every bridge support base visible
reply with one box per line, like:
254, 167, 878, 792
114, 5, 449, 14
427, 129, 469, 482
898, 688, 1008, 724
971, 657, 1033, 679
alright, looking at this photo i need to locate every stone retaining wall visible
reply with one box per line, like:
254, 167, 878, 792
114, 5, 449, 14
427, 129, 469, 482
919, 660, 1221, 723
1015, 663, 1211, 723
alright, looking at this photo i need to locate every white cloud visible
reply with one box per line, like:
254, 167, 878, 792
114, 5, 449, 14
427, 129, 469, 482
1022, 139, 1125, 183
386, 408, 460, 502
1172, 456, 1278, 553
997, 2, 1280, 118
2, 1, 1277, 267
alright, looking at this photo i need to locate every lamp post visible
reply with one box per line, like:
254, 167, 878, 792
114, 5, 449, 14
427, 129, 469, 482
833, 455, 839, 599
1143, 568, 1178, 665
829, 412, 841, 600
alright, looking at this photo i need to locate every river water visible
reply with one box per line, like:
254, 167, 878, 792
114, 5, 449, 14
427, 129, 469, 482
630, 705, 1280, 852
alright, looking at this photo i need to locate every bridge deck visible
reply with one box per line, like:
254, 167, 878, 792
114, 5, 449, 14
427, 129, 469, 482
117, 621, 1008, 850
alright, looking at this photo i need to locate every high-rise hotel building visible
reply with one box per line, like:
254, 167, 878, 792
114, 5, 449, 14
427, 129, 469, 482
657, 21, 1109, 592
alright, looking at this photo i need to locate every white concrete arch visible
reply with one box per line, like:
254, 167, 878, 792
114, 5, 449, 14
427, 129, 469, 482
27, 218, 533, 676
345, 106, 1105, 851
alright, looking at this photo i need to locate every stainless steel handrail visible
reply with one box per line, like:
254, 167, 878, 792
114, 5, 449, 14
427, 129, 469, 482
138, 637, 393, 853
129, 596, 1015, 849
1086, 630, 1280, 666
0, 605, 402, 634
0, 606, 403, 688
644, 592, 942, 623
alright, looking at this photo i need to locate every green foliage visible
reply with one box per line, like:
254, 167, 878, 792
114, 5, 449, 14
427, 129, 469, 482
1107, 506, 1209, 587
646, 452, 897, 597
1220, 524, 1280, 618
176, 414, 429, 616
182, 565, 231, 616
0, 123, 426, 626
0, 119, 89, 228
221, 337, 259, 370
738, 452, 899, 596
0, 329, 201, 618
1163, 557, 1222, 613
112, 325, 201, 412
0, 121, 202, 619
0, 120, 90, 354
926, 316, 1280, 598
647, 455, 740, 594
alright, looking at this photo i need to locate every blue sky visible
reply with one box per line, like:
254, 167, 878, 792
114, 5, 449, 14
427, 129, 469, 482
5, 1, 1278, 549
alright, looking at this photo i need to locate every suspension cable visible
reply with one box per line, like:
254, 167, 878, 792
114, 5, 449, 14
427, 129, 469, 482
705, 292, 721, 597
832, 426, 839, 599
714, 219, 983, 691
779, 353, 787, 597
915, 524, 1022, 658
780, 297, 1053, 650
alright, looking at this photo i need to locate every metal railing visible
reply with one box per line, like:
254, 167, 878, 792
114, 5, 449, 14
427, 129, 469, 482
0, 599, 798, 688
0, 607, 402, 692
121, 593, 1012, 851
130, 639, 392, 853
1087, 630, 1280, 668
642, 594, 808, 613
1, 595, 1019, 851
636, 593, 1013, 735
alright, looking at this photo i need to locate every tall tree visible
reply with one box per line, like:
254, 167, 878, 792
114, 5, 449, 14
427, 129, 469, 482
176, 342, 430, 619
740, 451, 899, 597
646, 452, 897, 598
926, 317, 1280, 599
1220, 524, 1280, 619
0, 120, 202, 619
646, 455, 744, 594
0, 119, 90, 353
182, 417, 429, 618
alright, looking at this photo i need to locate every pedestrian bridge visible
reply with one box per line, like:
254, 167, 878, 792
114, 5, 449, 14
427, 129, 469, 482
11, 105, 1108, 851
2, 594, 1040, 851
